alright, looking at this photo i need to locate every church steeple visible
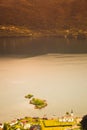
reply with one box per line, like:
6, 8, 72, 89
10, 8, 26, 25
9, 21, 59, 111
71, 109, 74, 116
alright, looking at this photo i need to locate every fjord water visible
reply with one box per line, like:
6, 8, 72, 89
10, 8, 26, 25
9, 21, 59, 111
0, 37, 87, 55
0, 37, 87, 123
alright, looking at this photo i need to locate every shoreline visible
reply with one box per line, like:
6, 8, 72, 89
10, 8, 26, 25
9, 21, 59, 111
0, 25, 87, 40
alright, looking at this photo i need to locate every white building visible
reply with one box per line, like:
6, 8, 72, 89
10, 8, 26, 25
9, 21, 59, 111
59, 110, 74, 122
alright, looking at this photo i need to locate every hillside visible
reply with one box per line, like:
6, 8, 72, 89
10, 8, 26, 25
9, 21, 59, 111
0, 0, 87, 36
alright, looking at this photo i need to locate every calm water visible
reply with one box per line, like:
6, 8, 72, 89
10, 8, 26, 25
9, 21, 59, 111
0, 37, 87, 55
0, 37, 87, 123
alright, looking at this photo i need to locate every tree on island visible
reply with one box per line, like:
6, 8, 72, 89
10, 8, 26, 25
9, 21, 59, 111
25, 94, 47, 110
25, 94, 34, 99
80, 115, 87, 130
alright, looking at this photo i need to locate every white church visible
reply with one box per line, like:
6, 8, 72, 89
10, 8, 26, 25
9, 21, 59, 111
59, 110, 74, 122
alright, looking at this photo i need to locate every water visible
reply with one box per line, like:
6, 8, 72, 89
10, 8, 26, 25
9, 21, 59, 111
0, 37, 87, 55
0, 37, 87, 123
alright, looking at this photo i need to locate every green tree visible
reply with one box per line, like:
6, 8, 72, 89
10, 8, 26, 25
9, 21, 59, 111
3, 123, 10, 130
25, 94, 33, 99
80, 115, 87, 130
30, 98, 47, 109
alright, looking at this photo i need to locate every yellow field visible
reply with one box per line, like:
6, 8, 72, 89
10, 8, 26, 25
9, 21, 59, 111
39, 119, 78, 130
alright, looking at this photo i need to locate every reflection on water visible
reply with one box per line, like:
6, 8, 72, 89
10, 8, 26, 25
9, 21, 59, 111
0, 37, 87, 56
0, 53, 87, 123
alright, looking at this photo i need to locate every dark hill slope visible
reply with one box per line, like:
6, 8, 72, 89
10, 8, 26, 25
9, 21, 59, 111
0, 0, 87, 29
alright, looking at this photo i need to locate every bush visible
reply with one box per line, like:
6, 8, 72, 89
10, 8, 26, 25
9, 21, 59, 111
80, 115, 87, 130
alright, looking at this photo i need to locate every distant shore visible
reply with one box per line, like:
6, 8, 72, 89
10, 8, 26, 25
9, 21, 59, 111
0, 25, 87, 40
